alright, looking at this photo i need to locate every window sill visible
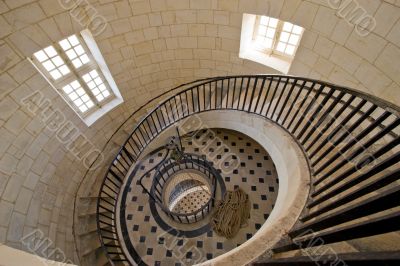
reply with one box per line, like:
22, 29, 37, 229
84, 97, 123, 126
239, 50, 291, 74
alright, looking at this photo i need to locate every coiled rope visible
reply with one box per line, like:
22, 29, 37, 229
210, 188, 250, 238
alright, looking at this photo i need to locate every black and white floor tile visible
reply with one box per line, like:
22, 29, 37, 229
119, 129, 279, 266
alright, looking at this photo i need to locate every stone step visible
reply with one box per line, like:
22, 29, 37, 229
78, 205, 112, 218
79, 245, 108, 266
80, 232, 114, 258
271, 241, 359, 259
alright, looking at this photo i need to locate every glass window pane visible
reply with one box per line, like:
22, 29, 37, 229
88, 81, 96, 89
90, 70, 98, 78
62, 85, 71, 94
44, 46, 57, 57
264, 38, 273, 49
81, 94, 90, 102
72, 58, 83, 68
43, 60, 55, 71
288, 34, 300, 45
34, 50, 48, 62
74, 45, 85, 55
82, 74, 91, 82
52, 56, 64, 67
269, 18, 278, 28
59, 39, 71, 50
71, 80, 80, 89
80, 54, 90, 64
279, 32, 290, 43
50, 70, 62, 80
266, 28, 275, 38
59, 65, 70, 75
69, 92, 78, 101
94, 77, 103, 85
74, 98, 83, 106
99, 84, 106, 91
66, 49, 77, 60
76, 88, 85, 96
285, 45, 295, 55
68, 35, 79, 46
293, 25, 303, 34
258, 25, 267, 35
255, 35, 265, 45
96, 94, 104, 101
283, 22, 293, 32
79, 105, 88, 112
260, 16, 269, 25
276, 42, 286, 52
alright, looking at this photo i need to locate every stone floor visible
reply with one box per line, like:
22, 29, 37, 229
171, 187, 211, 214
118, 129, 279, 266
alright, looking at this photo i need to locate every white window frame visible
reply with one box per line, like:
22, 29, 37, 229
239, 14, 304, 74
29, 29, 123, 126
252, 16, 303, 59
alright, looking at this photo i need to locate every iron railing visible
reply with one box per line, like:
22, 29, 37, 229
96, 75, 400, 265
138, 152, 218, 223
91, 78, 218, 264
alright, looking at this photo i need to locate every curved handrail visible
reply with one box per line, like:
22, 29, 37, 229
136, 149, 218, 223
95, 75, 400, 265
147, 153, 219, 223
74, 77, 218, 263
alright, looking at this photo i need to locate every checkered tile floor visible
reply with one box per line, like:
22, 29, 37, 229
172, 189, 211, 214
119, 129, 279, 265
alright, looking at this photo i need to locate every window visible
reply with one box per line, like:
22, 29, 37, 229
253, 16, 303, 57
30, 30, 123, 126
253, 16, 278, 51
240, 14, 304, 73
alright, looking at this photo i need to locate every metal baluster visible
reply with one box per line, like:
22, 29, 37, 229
254, 76, 267, 113
296, 87, 334, 140
314, 112, 394, 180
248, 77, 259, 112
301, 91, 345, 146
286, 81, 315, 130
266, 77, 282, 118
281, 80, 307, 126
271, 77, 289, 120
241, 77, 251, 111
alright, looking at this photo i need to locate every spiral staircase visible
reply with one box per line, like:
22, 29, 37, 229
138, 147, 219, 224
73, 75, 400, 265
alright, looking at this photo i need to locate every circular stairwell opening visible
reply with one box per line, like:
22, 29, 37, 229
118, 128, 282, 266
150, 153, 219, 223
165, 171, 212, 215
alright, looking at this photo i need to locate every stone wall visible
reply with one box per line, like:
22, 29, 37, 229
0, 0, 399, 263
